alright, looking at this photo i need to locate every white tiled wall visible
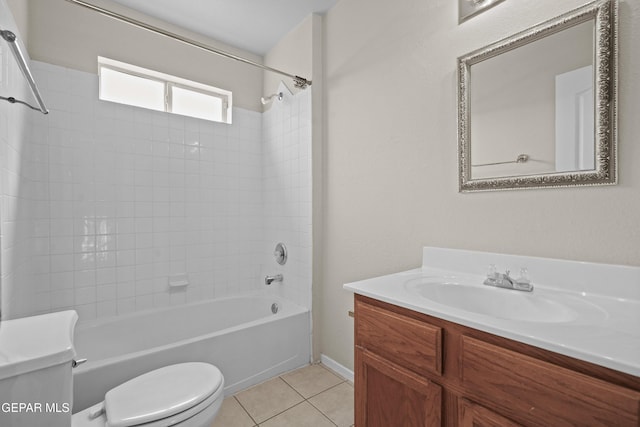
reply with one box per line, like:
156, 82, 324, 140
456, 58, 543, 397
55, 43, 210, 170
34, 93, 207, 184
261, 83, 312, 308
2, 60, 312, 322
0, 1, 36, 320
6, 61, 264, 321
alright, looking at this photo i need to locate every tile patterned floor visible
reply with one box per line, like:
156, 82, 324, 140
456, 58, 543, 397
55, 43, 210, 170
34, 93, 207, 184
211, 363, 354, 427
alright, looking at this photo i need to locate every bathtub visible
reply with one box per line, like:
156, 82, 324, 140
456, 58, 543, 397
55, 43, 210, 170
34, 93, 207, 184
72, 295, 310, 412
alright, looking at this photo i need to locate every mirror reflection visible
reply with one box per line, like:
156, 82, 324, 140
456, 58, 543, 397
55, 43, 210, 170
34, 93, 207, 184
470, 21, 595, 180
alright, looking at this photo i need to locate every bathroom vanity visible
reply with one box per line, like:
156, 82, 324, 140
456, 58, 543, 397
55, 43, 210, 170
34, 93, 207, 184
345, 247, 640, 426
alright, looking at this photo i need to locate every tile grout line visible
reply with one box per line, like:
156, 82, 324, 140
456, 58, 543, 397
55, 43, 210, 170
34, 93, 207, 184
279, 363, 347, 400
305, 398, 339, 427
294, 373, 341, 427
232, 395, 259, 427
232, 364, 353, 426
304, 379, 346, 400
256, 401, 308, 426
245, 377, 307, 426
318, 363, 353, 386
305, 379, 353, 427
256, 392, 339, 427
261, 374, 344, 426
233, 376, 303, 425
278, 374, 308, 401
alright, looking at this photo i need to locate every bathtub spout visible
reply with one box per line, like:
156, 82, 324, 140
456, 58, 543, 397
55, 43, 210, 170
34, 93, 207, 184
265, 274, 283, 285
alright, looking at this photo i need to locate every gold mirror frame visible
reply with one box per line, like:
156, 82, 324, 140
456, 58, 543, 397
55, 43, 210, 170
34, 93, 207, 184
458, 0, 617, 192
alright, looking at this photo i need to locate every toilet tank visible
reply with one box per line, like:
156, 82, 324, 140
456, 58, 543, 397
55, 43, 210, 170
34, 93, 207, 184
0, 311, 78, 427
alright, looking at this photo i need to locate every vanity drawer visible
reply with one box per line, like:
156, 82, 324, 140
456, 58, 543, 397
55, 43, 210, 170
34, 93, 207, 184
355, 300, 442, 376
460, 336, 640, 426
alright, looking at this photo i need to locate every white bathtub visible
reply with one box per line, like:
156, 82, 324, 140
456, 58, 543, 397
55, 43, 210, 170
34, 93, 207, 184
72, 295, 310, 412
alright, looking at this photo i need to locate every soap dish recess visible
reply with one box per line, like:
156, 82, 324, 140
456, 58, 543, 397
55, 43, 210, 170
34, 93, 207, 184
169, 274, 189, 288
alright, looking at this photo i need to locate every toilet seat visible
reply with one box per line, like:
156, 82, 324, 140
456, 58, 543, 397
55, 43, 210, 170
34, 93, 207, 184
72, 362, 224, 427
108, 384, 222, 427
105, 362, 223, 427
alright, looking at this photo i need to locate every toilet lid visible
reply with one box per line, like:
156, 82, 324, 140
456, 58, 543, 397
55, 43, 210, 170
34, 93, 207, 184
104, 362, 223, 427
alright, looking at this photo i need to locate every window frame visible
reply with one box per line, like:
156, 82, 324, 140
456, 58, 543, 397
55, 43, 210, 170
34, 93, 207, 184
98, 57, 232, 123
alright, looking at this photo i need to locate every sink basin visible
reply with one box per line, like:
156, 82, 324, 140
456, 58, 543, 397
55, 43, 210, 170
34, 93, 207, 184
404, 278, 606, 323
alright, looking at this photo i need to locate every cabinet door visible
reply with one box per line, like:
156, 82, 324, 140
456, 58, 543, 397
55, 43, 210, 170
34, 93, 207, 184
356, 299, 442, 376
460, 336, 640, 426
459, 399, 522, 427
356, 347, 441, 427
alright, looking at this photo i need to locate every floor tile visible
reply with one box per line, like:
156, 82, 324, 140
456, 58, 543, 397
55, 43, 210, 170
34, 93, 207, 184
309, 382, 354, 427
309, 382, 353, 427
210, 397, 256, 427
235, 377, 304, 424
281, 364, 343, 398
259, 402, 335, 427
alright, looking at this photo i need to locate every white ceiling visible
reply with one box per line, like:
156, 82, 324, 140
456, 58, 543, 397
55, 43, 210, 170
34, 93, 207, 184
110, 0, 337, 55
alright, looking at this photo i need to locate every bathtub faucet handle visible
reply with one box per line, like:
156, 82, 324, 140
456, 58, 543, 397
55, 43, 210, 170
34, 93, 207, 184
265, 274, 283, 285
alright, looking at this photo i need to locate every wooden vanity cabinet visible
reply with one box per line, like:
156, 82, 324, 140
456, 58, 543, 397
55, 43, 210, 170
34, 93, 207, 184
356, 348, 442, 426
354, 294, 640, 427
458, 399, 521, 427
355, 298, 443, 426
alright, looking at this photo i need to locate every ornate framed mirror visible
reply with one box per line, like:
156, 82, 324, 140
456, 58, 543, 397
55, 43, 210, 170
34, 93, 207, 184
458, 0, 617, 192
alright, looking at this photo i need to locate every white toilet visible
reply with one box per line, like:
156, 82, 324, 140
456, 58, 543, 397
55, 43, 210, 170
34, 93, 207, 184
0, 311, 224, 427
72, 362, 224, 427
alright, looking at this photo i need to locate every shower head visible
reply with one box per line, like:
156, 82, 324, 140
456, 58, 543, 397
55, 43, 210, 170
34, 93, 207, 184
261, 92, 284, 105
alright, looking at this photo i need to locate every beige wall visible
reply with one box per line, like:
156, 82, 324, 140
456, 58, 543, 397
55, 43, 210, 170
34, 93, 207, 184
321, 0, 640, 371
263, 14, 314, 100
6, 0, 28, 44
26, 0, 263, 111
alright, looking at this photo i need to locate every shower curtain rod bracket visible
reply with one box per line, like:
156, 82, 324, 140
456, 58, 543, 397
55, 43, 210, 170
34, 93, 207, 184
293, 76, 312, 89
1, 29, 16, 42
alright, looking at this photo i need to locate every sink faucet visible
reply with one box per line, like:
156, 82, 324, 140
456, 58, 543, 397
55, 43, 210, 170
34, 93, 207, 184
265, 274, 283, 285
483, 266, 533, 292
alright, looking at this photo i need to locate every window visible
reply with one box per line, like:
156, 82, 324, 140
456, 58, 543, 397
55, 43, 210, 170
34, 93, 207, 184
100, 67, 165, 112
98, 57, 232, 123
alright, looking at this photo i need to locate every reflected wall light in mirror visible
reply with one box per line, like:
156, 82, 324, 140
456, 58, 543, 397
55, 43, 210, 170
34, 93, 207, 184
459, 0, 507, 24
458, 0, 617, 192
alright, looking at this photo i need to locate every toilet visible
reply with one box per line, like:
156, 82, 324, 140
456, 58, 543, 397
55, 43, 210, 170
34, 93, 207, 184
72, 362, 224, 427
0, 311, 224, 427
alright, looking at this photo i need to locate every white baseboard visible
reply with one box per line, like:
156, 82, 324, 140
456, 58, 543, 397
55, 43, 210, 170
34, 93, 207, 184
320, 353, 354, 383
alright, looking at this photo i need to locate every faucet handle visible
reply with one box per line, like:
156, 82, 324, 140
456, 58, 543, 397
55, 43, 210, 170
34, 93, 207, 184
516, 267, 530, 284
487, 264, 498, 279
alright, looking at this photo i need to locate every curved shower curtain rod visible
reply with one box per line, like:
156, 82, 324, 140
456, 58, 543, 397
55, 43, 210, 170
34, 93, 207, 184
0, 30, 49, 114
65, 0, 312, 89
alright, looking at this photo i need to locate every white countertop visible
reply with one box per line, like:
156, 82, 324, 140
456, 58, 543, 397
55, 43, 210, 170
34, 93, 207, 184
344, 247, 640, 377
